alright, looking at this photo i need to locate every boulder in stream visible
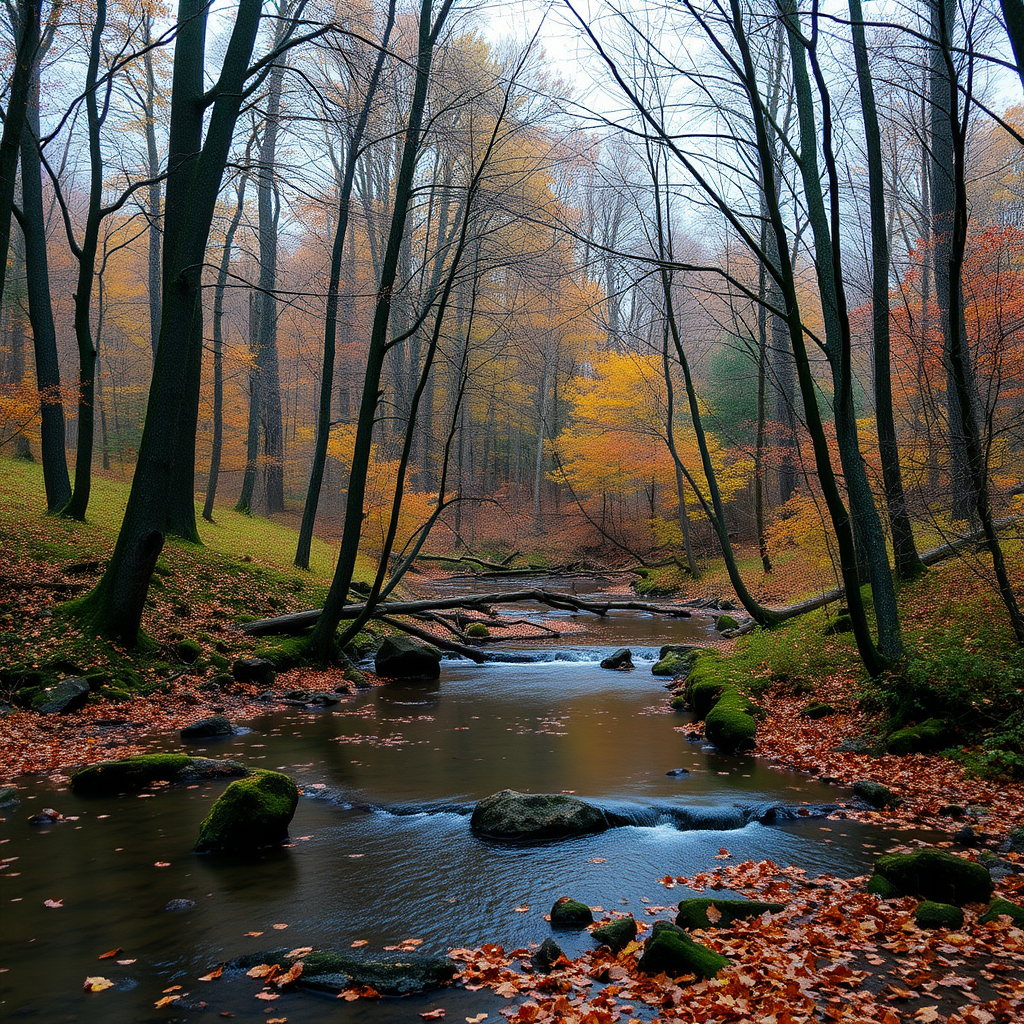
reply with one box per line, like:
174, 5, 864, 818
470, 789, 609, 840
533, 937, 565, 971
550, 897, 593, 927
590, 915, 637, 952
181, 714, 235, 740
71, 753, 248, 795
600, 648, 633, 670
637, 921, 728, 979
194, 769, 299, 854
675, 897, 784, 930
866, 848, 993, 905
374, 636, 442, 680
704, 688, 758, 754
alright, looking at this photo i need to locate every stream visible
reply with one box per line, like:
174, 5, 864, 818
0, 579, 929, 1022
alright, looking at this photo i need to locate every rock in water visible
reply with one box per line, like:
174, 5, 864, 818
675, 898, 784, 929
470, 789, 608, 840
600, 648, 633, 670
374, 636, 442, 680
273, 950, 457, 995
164, 899, 196, 912
550, 897, 593, 927
637, 924, 728, 979
181, 715, 234, 740
194, 770, 299, 853
32, 677, 90, 714
71, 754, 248, 795
533, 938, 564, 971
590, 916, 637, 952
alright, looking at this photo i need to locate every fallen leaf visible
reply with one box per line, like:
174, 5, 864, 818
513, 906, 530, 913
116, 960, 136, 966
420, 1011, 446, 1020
162, 985, 182, 993
466, 1016, 488, 1023
43, 898, 63, 908
705, 903, 722, 924
266, 1019, 287, 1023
350, 939, 368, 948
914, 1009, 941, 1023
244, 931, 264, 937
198, 965, 224, 981
154, 862, 171, 868
286, 947, 313, 958
83, 976, 114, 993
275, 962, 303, 987
272, 923, 288, 930
255, 991, 280, 1001
154, 995, 181, 1007
98, 948, 122, 960
247, 964, 280, 981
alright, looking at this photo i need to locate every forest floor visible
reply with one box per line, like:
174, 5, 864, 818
2, 458, 1024, 1022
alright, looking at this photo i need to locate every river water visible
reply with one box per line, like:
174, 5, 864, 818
0, 582, 919, 1022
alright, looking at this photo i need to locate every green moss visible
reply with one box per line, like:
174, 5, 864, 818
854, 780, 900, 809
466, 623, 490, 639
254, 635, 325, 670
675, 898, 784, 930
800, 701, 836, 719
194, 769, 299, 853
209, 652, 229, 670
175, 638, 202, 664
590, 916, 637, 952
715, 614, 739, 632
871, 848, 993, 905
822, 614, 853, 636
914, 901, 964, 929
704, 687, 757, 753
653, 651, 697, 678
866, 874, 899, 899
637, 929, 728, 979
886, 718, 951, 755
977, 898, 1024, 925
71, 753, 194, 794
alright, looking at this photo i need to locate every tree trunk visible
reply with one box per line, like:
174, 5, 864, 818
143, 13, 162, 360
236, 290, 261, 513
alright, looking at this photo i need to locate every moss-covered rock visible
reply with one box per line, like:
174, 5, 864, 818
590, 915, 637, 952
866, 873, 900, 899
71, 754, 248, 795
550, 897, 593, 927
533, 938, 564, 971
466, 623, 490, 639
704, 688, 757, 753
375, 636, 442, 680
175, 639, 202, 664
886, 718, 951, 756
822, 614, 853, 635
977, 898, 1024, 926
194, 769, 299, 853
853, 780, 900, 809
800, 702, 836, 719
470, 789, 608, 841
653, 646, 700, 678
675, 898, 784, 930
914, 901, 964, 929
869, 848, 993, 905
637, 928, 728, 979
715, 614, 739, 632
32, 677, 91, 714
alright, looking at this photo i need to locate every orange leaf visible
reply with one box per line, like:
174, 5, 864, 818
244, 931, 264, 937
420, 1011, 446, 1020
154, 862, 171, 868
255, 991, 281, 1001
198, 965, 224, 982
247, 964, 280, 981
98, 948, 122, 960
286, 947, 313, 959
154, 995, 181, 1008
705, 904, 722, 924
350, 939, 368, 948
272, 923, 289, 930
275, 962, 303, 988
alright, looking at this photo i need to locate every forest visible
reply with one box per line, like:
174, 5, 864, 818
1, 0, 1024, 1021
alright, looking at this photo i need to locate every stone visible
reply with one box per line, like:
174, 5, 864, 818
834, 737, 872, 754
886, 718, 951, 756
652, 651, 696, 678
466, 623, 490, 639
675, 898, 784, 930
175, 639, 202, 664
0, 786, 19, 808
284, 689, 310, 701
637, 928, 728, 979
590, 915, 637, 953
32, 677, 90, 715
978, 898, 1024, 926
0, 701, 15, 717
374, 636, 442, 680
194, 769, 299, 854
533, 938, 564, 971
470, 789, 608, 841
344, 667, 371, 689
600, 648, 633, 670
164, 899, 196, 912
71, 754, 248, 795
180, 715, 234, 740
940, 804, 966, 819
232, 658, 276, 687
914, 901, 964, 929
550, 897, 593, 927
28, 807, 63, 824
853, 780, 900, 809
665, 768, 690, 778
867, 848, 994, 905
715, 614, 739, 632
305, 691, 340, 707
954, 825, 978, 847
1000, 826, 1024, 854
298, 950, 457, 995
799, 702, 836, 719
704, 688, 757, 754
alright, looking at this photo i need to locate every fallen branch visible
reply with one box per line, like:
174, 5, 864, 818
376, 616, 489, 663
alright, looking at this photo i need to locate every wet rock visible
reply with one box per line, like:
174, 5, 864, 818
255, 690, 277, 702
0, 786, 19, 809
954, 825, 978, 847
344, 668, 371, 689
600, 648, 633, 670
305, 691, 339, 707
652, 647, 698, 678
852, 780, 900, 809
32, 677, 90, 715
914, 901, 964, 929
194, 769, 299, 854
675, 898, 784, 930
298, 950, 457, 995
940, 804, 966, 819
550, 897, 593, 927
28, 807, 63, 825
637, 926, 728, 979
866, 848, 993, 905
886, 718, 951, 755
0, 701, 15, 717
533, 938, 564, 971
374, 636, 442, 680
71, 754, 248, 795
181, 715, 234, 740
590, 915, 637, 953
232, 658, 276, 688
978, 897, 1024, 926
665, 768, 690, 778
470, 789, 608, 841
799, 702, 836, 719
283, 689, 310, 701
714, 614, 739, 632
978, 851, 1015, 881
164, 899, 196, 912
834, 737, 872, 754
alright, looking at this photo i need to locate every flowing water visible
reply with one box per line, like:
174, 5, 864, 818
0, 581, 926, 1021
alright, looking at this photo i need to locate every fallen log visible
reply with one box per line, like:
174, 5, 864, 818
240, 589, 696, 637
